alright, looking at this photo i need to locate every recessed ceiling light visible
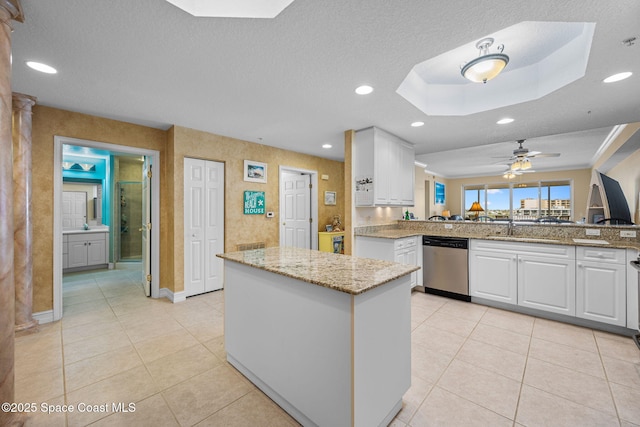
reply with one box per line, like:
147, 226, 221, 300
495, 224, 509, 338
322, 144, 332, 149
355, 85, 373, 95
603, 72, 632, 83
497, 118, 514, 124
411, 121, 424, 127
26, 61, 57, 74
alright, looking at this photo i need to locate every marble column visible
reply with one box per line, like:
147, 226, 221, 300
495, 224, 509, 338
13, 92, 37, 332
0, 1, 25, 426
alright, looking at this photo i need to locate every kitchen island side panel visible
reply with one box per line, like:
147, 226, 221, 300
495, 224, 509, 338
224, 261, 352, 427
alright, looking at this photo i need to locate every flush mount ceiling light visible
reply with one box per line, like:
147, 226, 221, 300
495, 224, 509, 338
165, 0, 296, 18
603, 72, 632, 83
496, 118, 514, 125
355, 85, 373, 95
461, 38, 509, 83
411, 121, 425, 127
25, 61, 57, 74
322, 144, 332, 149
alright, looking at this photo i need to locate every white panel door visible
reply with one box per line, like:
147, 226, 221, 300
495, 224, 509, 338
281, 172, 311, 249
205, 161, 224, 292
185, 158, 206, 297
62, 191, 87, 229
184, 158, 225, 297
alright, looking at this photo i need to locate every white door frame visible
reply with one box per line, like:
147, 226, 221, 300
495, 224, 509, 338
279, 166, 318, 250
53, 136, 161, 322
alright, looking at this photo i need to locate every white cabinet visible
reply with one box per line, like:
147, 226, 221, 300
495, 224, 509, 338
518, 254, 576, 316
66, 232, 107, 270
469, 250, 517, 304
354, 127, 415, 207
576, 246, 626, 326
62, 234, 69, 269
470, 240, 576, 316
356, 236, 422, 289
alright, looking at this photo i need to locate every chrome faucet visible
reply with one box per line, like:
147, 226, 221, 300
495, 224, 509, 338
507, 219, 516, 236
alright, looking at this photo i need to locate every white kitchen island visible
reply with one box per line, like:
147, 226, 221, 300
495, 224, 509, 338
217, 246, 419, 427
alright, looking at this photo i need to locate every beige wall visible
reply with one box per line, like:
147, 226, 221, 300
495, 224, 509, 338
592, 122, 640, 224
157, 126, 343, 293
414, 167, 448, 219
31, 107, 344, 311
607, 147, 640, 224
32, 106, 167, 313
445, 169, 592, 220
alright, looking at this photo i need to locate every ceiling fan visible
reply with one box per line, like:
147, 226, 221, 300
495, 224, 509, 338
495, 139, 560, 174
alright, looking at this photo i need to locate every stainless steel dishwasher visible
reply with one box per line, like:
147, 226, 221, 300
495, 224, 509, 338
422, 236, 470, 301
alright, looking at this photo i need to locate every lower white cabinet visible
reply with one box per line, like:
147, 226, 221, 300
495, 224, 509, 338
470, 240, 576, 316
66, 232, 108, 270
517, 254, 576, 316
63, 235, 69, 269
576, 247, 626, 326
356, 236, 422, 289
470, 239, 629, 327
469, 250, 517, 304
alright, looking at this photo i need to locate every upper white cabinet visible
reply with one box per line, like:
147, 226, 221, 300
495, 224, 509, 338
354, 127, 415, 207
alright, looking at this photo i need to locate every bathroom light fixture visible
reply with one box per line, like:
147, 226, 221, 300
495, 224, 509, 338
79, 163, 95, 171
26, 61, 57, 74
461, 38, 509, 83
603, 72, 632, 83
355, 85, 373, 95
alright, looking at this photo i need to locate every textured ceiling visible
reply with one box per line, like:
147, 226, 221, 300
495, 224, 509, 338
10, 0, 640, 176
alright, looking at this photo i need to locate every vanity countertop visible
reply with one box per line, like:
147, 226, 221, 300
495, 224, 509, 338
63, 226, 109, 235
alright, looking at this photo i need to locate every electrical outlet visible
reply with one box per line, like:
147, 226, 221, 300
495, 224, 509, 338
266, 212, 274, 218
444, 224, 453, 229
620, 230, 637, 238
585, 228, 601, 236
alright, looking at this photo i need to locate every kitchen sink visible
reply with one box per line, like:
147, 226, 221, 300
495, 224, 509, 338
504, 237, 560, 243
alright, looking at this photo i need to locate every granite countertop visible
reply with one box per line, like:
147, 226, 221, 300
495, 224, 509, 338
217, 246, 420, 295
356, 228, 640, 250
63, 226, 110, 235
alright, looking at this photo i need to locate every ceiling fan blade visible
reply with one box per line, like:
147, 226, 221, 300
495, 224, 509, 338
529, 153, 560, 158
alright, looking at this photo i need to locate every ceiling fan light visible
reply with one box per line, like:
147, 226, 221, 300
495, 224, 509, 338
511, 161, 521, 171
520, 159, 532, 170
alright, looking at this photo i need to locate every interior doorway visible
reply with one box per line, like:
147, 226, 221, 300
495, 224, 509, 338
279, 166, 318, 250
52, 136, 160, 322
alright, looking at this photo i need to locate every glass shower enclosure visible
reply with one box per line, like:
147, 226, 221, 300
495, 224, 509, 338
117, 181, 143, 262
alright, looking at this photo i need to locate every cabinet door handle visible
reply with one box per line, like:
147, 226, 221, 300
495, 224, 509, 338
578, 262, 583, 268
88, 242, 91, 245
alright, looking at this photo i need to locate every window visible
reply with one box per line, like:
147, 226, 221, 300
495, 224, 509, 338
463, 180, 572, 221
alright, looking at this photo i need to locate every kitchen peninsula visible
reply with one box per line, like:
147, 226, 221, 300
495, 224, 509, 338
217, 246, 419, 427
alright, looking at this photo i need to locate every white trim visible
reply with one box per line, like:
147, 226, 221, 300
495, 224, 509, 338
160, 288, 186, 303
590, 124, 627, 166
278, 166, 319, 250
32, 310, 54, 325
53, 136, 161, 322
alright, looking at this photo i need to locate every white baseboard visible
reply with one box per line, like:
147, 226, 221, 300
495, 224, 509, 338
33, 310, 54, 325
160, 288, 186, 303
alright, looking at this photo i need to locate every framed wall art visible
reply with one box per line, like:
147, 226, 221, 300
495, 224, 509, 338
434, 182, 445, 205
244, 160, 267, 183
324, 191, 336, 206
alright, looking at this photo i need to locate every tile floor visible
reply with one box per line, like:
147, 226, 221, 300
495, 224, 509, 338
14, 266, 640, 426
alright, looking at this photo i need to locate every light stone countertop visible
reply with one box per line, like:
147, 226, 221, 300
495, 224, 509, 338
356, 225, 640, 250
217, 246, 420, 295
